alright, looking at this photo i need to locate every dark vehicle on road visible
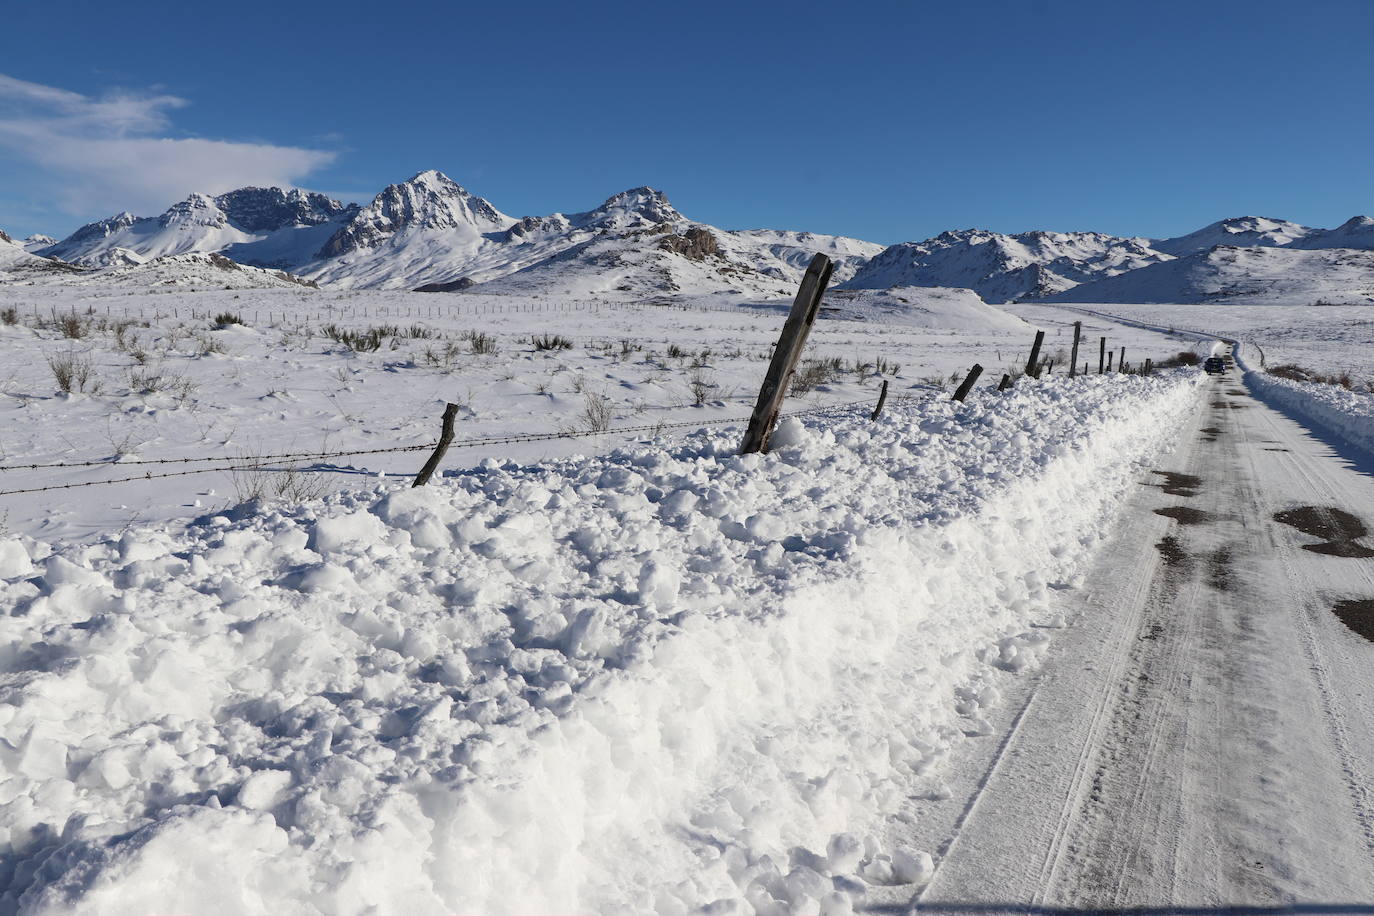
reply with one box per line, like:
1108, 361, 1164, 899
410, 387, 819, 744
1203, 356, 1226, 374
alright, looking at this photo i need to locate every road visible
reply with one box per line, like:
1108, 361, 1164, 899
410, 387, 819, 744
884, 355, 1374, 913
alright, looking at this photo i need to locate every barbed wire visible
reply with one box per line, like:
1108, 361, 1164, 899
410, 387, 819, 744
0, 396, 879, 497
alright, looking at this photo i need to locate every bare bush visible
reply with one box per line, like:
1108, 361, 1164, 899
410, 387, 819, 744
230, 461, 327, 505
1, 307, 17, 326
1269, 363, 1353, 389
791, 359, 840, 394
127, 366, 197, 400
532, 333, 573, 351
55, 312, 88, 339
580, 391, 613, 432
48, 351, 98, 393
466, 330, 499, 355
687, 366, 715, 406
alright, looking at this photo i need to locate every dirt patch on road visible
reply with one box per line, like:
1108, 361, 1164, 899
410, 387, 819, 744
1152, 471, 1202, 497
1200, 427, 1223, 435
1332, 599, 1374, 642
1273, 506, 1374, 558
1206, 547, 1235, 592
1156, 535, 1189, 568
1155, 507, 1210, 525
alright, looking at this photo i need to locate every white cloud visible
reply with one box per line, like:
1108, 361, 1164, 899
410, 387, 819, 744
0, 73, 336, 219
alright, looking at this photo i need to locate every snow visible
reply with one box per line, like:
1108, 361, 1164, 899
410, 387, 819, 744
1150, 215, 1313, 256
0, 364, 1200, 914
843, 229, 1172, 303
1244, 367, 1374, 457
1045, 246, 1374, 305
2, 277, 1164, 544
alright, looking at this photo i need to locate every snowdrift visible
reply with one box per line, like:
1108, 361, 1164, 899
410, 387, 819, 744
0, 373, 1199, 914
1246, 368, 1374, 458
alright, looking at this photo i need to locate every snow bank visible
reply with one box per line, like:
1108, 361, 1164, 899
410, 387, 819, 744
1246, 368, 1374, 457
0, 373, 1199, 915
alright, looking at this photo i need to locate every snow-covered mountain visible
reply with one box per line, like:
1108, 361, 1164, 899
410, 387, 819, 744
39, 172, 880, 296
21, 234, 56, 252
34, 174, 1374, 303
1288, 215, 1374, 250
1150, 216, 1313, 256
0, 228, 79, 278
40, 189, 357, 269
1044, 245, 1374, 305
842, 229, 1171, 303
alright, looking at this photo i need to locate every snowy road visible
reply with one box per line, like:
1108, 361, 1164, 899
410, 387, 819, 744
905, 354, 1374, 913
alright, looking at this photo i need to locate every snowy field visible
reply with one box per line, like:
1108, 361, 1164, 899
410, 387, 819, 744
0, 286, 1189, 543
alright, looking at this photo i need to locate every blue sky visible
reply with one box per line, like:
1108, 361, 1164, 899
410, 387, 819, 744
1, 0, 1371, 243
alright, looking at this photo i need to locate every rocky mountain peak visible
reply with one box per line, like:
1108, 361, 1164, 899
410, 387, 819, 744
214, 187, 356, 232
158, 193, 226, 229
317, 171, 512, 259
584, 187, 681, 228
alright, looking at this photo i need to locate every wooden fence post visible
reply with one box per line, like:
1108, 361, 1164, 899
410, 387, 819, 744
952, 364, 983, 401
1069, 321, 1082, 378
998, 373, 1012, 391
1144, 358, 1153, 376
1107, 352, 1114, 372
1026, 330, 1045, 378
870, 379, 889, 421
1119, 346, 1126, 372
740, 253, 834, 454
1099, 337, 1106, 374
413, 403, 459, 487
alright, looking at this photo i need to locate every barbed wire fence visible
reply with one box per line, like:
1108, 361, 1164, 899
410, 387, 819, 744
0, 394, 885, 498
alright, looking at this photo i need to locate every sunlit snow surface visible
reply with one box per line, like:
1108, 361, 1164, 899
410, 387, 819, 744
0, 367, 1198, 914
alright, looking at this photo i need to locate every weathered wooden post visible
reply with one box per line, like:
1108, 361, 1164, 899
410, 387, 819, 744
1119, 346, 1126, 373
1098, 337, 1106, 374
413, 402, 459, 487
998, 373, 1012, 391
1144, 358, 1153, 376
1069, 321, 1082, 378
1026, 330, 1045, 379
1045, 360, 1054, 374
1082, 361, 1088, 376
952, 364, 983, 401
1107, 352, 1114, 372
870, 379, 889, 421
740, 253, 834, 454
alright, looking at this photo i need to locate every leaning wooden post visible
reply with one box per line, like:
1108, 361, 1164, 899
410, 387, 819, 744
952, 364, 983, 401
412, 403, 459, 487
1025, 330, 1045, 379
1098, 337, 1106, 374
1045, 359, 1054, 374
740, 253, 834, 454
998, 373, 1012, 391
1069, 321, 1082, 378
870, 379, 889, 421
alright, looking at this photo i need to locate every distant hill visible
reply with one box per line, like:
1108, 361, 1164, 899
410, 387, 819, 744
1043, 245, 1374, 305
